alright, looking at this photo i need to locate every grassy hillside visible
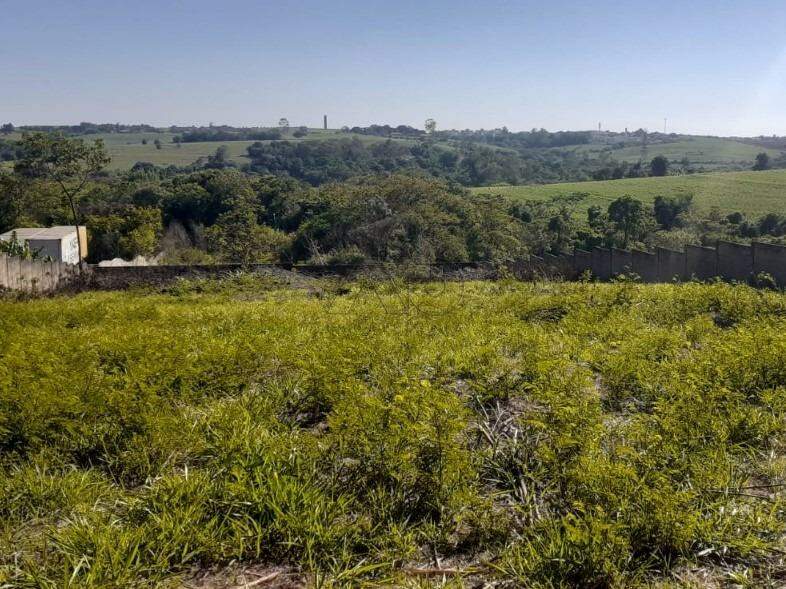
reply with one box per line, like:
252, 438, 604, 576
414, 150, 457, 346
612, 136, 781, 165
103, 133, 776, 176
6, 130, 782, 176
3, 129, 411, 170
104, 139, 255, 169
474, 168, 786, 216
2, 277, 786, 586
570, 136, 781, 167
99, 129, 401, 170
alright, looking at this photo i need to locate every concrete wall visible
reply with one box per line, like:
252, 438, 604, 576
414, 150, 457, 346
716, 241, 753, 282
542, 253, 574, 278
657, 247, 686, 282
686, 245, 717, 281
0, 254, 81, 293
631, 249, 658, 283
60, 234, 81, 265
753, 242, 786, 285
582, 241, 786, 286
611, 248, 633, 277
574, 249, 592, 276
591, 248, 612, 280
6, 243, 785, 291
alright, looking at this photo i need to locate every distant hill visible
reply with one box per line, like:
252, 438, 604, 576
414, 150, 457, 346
571, 135, 783, 172
76, 130, 786, 177
3, 126, 785, 186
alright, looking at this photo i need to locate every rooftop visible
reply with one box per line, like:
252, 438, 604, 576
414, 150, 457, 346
0, 226, 83, 241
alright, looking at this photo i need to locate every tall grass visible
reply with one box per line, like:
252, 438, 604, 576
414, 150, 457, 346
1, 278, 786, 586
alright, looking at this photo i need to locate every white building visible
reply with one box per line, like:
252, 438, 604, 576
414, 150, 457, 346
0, 226, 87, 264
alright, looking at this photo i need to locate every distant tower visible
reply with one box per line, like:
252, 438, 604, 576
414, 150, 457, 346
323, 115, 328, 130
664, 118, 668, 134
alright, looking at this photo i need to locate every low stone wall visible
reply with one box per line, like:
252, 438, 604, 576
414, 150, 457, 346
0, 254, 82, 293
6, 242, 786, 292
88, 262, 493, 289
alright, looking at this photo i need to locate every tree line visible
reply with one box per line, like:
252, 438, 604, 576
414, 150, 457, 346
2, 132, 785, 268
242, 137, 651, 186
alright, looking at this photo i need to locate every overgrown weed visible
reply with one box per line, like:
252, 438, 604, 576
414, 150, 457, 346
1, 280, 786, 586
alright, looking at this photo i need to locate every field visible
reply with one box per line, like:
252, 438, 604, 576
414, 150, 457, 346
103, 139, 256, 170
569, 136, 783, 170
473, 168, 786, 217
2, 129, 406, 171
611, 136, 781, 166
2, 277, 786, 587
97, 129, 390, 170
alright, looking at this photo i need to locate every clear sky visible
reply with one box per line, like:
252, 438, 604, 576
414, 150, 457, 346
3, 0, 786, 136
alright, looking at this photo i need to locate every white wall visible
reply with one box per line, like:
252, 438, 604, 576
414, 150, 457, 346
60, 235, 80, 265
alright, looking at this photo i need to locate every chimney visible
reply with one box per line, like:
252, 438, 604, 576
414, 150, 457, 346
323, 115, 328, 130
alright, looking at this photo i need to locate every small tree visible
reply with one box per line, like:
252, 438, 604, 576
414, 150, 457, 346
1, 123, 14, 135
650, 155, 669, 177
278, 118, 290, 134
154, 139, 163, 150
608, 195, 646, 247
753, 152, 770, 171
653, 193, 693, 229
546, 207, 574, 253
206, 145, 230, 168
14, 132, 110, 267
424, 118, 437, 134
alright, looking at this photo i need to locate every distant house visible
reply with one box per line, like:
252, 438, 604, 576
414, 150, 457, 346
0, 226, 87, 264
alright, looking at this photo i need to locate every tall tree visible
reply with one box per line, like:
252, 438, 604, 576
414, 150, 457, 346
14, 132, 110, 266
753, 152, 770, 171
0, 173, 27, 232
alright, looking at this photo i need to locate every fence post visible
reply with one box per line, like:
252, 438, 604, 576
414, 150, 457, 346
6, 256, 20, 290
0, 253, 7, 289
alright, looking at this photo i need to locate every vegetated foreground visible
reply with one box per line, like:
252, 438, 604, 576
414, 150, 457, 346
2, 278, 786, 587
474, 168, 786, 217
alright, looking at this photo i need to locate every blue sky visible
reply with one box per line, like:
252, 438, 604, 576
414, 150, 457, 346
3, 0, 786, 135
